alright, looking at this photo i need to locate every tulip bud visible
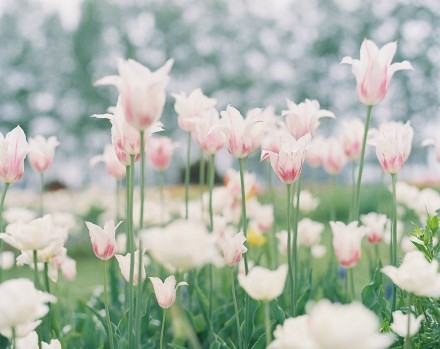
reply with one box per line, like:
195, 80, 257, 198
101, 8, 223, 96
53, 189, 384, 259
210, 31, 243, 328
149, 275, 188, 309
85, 220, 121, 260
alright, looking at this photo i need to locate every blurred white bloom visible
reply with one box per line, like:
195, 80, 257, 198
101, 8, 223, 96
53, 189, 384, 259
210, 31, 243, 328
383, 219, 404, 245
3, 207, 36, 224
16, 331, 39, 349
413, 188, 440, 222
28, 135, 59, 173
391, 311, 424, 337
360, 212, 389, 244
311, 244, 327, 259
299, 190, 319, 213
133, 200, 170, 227
0, 251, 15, 270
268, 315, 316, 349
59, 256, 77, 281
298, 218, 324, 247
42, 339, 62, 349
224, 169, 257, 202
115, 249, 147, 286
330, 221, 367, 268
221, 231, 248, 267
276, 230, 288, 255
321, 138, 347, 175
395, 181, 419, 209
248, 201, 274, 232
306, 136, 326, 168
116, 233, 127, 254
340, 118, 364, 161
400, 236, 420, 254
51, 212, 77, 238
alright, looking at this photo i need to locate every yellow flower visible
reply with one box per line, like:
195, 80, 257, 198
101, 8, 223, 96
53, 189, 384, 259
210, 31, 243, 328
247, 229, 266, 247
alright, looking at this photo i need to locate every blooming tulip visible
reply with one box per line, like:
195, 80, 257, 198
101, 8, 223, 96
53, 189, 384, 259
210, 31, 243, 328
341, 39, 413, 106
298, 190, 320, 213
330, 221, 367, 268
297, 218, 324, 247
192, 107, 225, 155
85, 220, 121, 260
340, 118, 364, 160
149, 275, 188, 309
321, 138, 347, 175
115, 249, 146, 285
0, 126, 29, 184
90, 144, 126, 180
261, 133, 311, 184
391, 311, 424, 338
305, 136, 325, 168
147, 136, 178, 171
282, 99, 334, 139
369, 121, 414, 174
28, 136, 59, 173
268, 316, 316, 349
221, 231, 248, 266
381, 251, 440, 297
360, 212, 389, 244
96, 58, 173, 130
238, 264, 288, 301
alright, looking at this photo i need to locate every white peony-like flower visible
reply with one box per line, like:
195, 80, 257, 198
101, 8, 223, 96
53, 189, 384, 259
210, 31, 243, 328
391, 310, 424, 338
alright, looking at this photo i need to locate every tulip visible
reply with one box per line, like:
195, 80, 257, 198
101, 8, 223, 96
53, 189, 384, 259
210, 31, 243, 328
297, 218, 324, 247
0, 126, 29, 184
238, 264, 288, 301
90, 144, 126, 180
341, 39, 413, 106
115, 249, 146, 285
147, 136, 178, 172
4, 207, 37, 224
16, 331, 39, 349
268, 316, 316, 349
42, 339, 62, 349
298, 190, 320, 213
192, 107, 225, 155
59, 256, 77, 281
421, 135, 440, 163
282, 99, 334, 139
330, 221, 367, 268
321, 138, 347, 175
360, 212, 389, 244
340, 118, 364, 160
305, 136, 325, 168
95, 58, 173, 131
85, 220, 121, 260
0, 251, 14, 270
391, 311, 424, 338
221, 231, 248, 267
149, 275, 188, 309
381, 251, 440, 297
261, 133, 311, 184
28, 136, 59, 173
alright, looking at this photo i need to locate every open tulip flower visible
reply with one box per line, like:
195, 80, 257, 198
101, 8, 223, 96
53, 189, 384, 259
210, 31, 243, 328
341, 39, 413, 106
391, 311, 424, 338
85, 219, 121, 260
321, 138, 348, 175
340, 118, 364, 161
95, 58, 173, 131
115, 249, 147, 285
330, 221, 367, 268
149, 275, 188, 309
0, 126, 29, 184
192, 107, 225, 155
221, 231, 248, 267
360, 212, 389, 244
147, 136, 178, 171
90, 144, 126, 180
28, 136, 59, 173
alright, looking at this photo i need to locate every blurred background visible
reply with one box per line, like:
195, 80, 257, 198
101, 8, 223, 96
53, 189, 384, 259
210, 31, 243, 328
1, 0, 439, 189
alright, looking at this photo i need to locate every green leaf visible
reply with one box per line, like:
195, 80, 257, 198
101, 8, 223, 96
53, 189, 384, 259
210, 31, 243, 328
361, 260, 390, 321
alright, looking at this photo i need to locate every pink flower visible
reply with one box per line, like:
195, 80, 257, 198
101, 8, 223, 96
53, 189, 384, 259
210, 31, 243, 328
95, 58, 173, 130
28, 136, 59, 173
115, 250, 147, 285
340, 118, 364, 160
369, 121, 413, 174
90, 144, 126, 180
149, 275, 188, 309
321, 138, 347, 175
306, 136, 326, 168
218, 105, 263, 159
261, 133, 311, 184
85, 220, 121, 260
173, 88, 217, 132
330, 221, 367, 268
221, 231, 248, 267
360, 212, 389, 244
282, 99, 334, 139
147, 136, 178, 171
0, 126, 29, 184
192, 108, 225, 155
341, 39, 413, 106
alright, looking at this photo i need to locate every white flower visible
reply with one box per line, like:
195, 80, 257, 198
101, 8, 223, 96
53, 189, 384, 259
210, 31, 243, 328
299, 190, 320, 213
115, 250, 147, 286
0, 251, 15, 270
298, 218, 324, 247
3, 207, 36, 224
149, 275, 188, 309
16, 331, 39, 349
221, 231, 248, 267
391, 311, 424, 337
268, 316, 316, 349
360, 213, 389, 244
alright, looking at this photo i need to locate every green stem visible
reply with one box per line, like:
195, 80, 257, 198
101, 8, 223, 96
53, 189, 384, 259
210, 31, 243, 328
264, 301, 271, 347
353, 105, 373, 220
286, 183, 294, 314
33, 250, 41, 290
116, 180, 120, 221
391, 173, 398, 312
140, 131, 145, 229
208, 155, 215, 232
0, 183, 10, 283
160, 309, 166, 349
159, 171, 165, 226
348, 268, 355, 300
292, 176, 302, 315
350, 160, 356, 221
127, 156, 136, 349
199, 154, 205, 216
267, 163, 277, 268
209, 265, 214, 337
185, 132, 191, 220
405, 295, 412, 349
135, 242, 143, 348
230, 269, 243, 349
103, 261, 115, 349
43, 262, 52, 340
11, 327, 16, 349
39, 173, 44, 217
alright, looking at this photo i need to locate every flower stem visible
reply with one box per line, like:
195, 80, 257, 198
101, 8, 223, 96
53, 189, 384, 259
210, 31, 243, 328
350, 160, 356, 221
208, 155, 215, 232
199, 154, 205, 216
286, 183, 294, 314
33, 250, 41, 290
264, 301, 271, 347
159, 170, 165, 226
0, 183, 10, 283
267, 162, 277, 268
405, 295, 412, 349
292, 176, 302, 315
353, 105, 373, 220
43, 262, 52, 340
103, 261, 115, 349
348, 268, 355, 300
230, 268, 243, 349
11, 327, 16, 349
127, 156, 136, 349
391, 173, 398, 312
160, 309, 166, 349
116, 180, 121, 221
140, 131, 145, 229
185, 132, 191, 220
39, 172, 44, 217
135, 243, 143, 349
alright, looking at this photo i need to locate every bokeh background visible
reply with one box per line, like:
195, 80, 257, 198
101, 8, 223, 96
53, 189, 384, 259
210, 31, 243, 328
1, 0, 439, 189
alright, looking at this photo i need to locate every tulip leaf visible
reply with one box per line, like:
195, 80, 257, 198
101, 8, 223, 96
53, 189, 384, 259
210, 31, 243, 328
361, 260, 389, 321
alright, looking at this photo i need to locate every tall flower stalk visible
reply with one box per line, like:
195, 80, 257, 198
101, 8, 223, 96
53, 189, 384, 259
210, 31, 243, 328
0, 183, 10, 282
139, 131, 145, 229
103, 260, 115, 349
230, 268, 242, 349
286, 183, 294, 313
185, 132, 191, 219
391, 173, 398, 311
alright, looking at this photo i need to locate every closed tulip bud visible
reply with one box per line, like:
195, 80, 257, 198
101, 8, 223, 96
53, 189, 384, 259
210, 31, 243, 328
149, 275, 188, 309
341, 39, 413, 106
360, 212, 389, 244
330, 221, 367, 268
221, 231, 248, 267
0, 126, 29, 184
391, 311, 424, 338
369, 121, 413, 174
85, 220, 121, 260
90, 144, 126, 180
147, 136, 178, 171
115, 249, 147, 285
28, 136, 59, 173
340, 118, 364, 160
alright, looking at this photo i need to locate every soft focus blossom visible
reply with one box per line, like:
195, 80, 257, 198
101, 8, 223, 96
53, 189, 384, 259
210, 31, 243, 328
412, 188, 440, 222
382, 251, 440, 297
299, 190, 320, 213
306, 136, 326, 168
421, 135, 440, 163
261, 133, 311, 184
360, 213, 389, 244
330, 221, 367, 268
115, 249, 147, 285
246, 228, 266, 247
221, 231, 248, 266
0, 126, 29, 184
341, 39, 413, 106
173, 88, 217, 132
311, 244, 327, 259
86, 220, 121, 260
42, 339, 62, 349
276, 230, 288, 255
149, 275, 188, 309
224, 169, 257, 202
3, 207, 36, 224
282, 99, 335, 139
59, 256, 77, 281
16, 331, 39, 349
297, 218, 324, 247
340, 118, 364, 160
238, 264, 287, 301
0, 278, 56, 338
0, 251, 15, 270
268, 316, 316, 349
395, 181, 419, 209
147, 136, 178, 171
90, 144, 126, 180
321, 138, 347, 175
28, 136, 59, 173
192, 107, 225, 155
391, 311, 424, 337
369, 121, 414, 174
96, 58, 173, 130
247, 201, 274, 232
218, 105, 263, 158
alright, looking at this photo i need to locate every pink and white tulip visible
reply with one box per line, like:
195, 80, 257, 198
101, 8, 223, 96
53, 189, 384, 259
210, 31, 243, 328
341, 39, 413, 106
369, 121, 414, 174
90, 144, 126, 180
85, 220, 121, 260
149, 275, 188, 309
330, 221, 367, 268
221, 231, 248, 267
282, 99, 334, 139
340, 118, 364, 160
0, 126, 29, 184
305, 136, 326, 168
261, 133, 311, 184
95, 58, 173, 130
192, 108, 225, 155
147, 136, 178, 171
28, 136, 59, 173
115, 250, 147, 285
360, 212, 389, 244
321, 138, 347, 175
